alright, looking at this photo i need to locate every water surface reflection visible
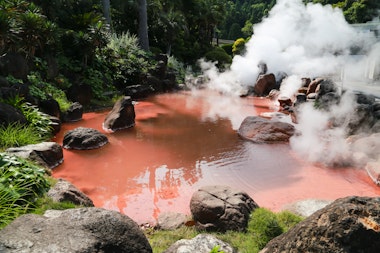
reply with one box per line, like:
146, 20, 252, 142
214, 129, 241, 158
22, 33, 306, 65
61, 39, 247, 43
53, 90, 380, 223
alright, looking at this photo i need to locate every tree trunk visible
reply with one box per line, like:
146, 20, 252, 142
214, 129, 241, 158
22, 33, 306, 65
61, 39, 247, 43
102, 0, 112, 26
138, 0, 149, 51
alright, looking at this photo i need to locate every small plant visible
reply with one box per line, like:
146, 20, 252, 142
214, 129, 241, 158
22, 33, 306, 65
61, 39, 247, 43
204, 47, 232, 70
232, 38, 246, 56
209, 245, 225, 253
0, 153, 51, 228
0, 123, 45, 150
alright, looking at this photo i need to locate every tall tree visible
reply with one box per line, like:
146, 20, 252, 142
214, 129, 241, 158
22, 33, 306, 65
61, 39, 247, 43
138, 0, 149, 51
102, 0, 112, 26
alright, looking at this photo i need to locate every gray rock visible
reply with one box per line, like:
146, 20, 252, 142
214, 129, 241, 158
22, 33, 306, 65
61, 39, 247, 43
238, 116, 295, 143
190, 185, 258, 232
6, 142, 63, 169
63, 127, 108, 150
260, 196, 380, 253
47, 178, 94, 206
281, 199, 333, 217
62, 102, 83, 122
157, 212, 189, 230
163, 234, 237, 253
0, 207, 152, 253
103, 96, 135, 132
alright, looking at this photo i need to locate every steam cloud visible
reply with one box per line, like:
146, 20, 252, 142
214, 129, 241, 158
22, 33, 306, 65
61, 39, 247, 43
195, 0, 380, 167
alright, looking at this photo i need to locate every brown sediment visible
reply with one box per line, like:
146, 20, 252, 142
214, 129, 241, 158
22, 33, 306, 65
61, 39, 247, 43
52, 90, 380, 224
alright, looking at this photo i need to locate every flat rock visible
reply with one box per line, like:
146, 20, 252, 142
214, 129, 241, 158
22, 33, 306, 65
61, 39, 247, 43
157, 212, 189, 230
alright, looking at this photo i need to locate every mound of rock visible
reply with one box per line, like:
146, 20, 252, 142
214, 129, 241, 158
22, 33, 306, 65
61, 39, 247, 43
260, 196, 380, 253
0, 208, 152, 253
190, 185, 258, 232
63, 127, 108, 150
238, 116, 295, 143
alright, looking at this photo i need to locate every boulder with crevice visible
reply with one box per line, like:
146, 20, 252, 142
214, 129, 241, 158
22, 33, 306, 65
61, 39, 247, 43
190, 185, 258, 232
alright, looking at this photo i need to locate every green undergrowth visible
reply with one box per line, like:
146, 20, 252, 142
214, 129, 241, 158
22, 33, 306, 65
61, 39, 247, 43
145, 208, 303, 253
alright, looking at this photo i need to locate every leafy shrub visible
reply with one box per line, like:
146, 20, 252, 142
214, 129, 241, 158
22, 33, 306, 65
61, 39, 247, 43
220, 43, 233, 56
204, 47, 232, 70
0, 153, 51, 228
168, 56, 186, 84
232, 38, 246, 56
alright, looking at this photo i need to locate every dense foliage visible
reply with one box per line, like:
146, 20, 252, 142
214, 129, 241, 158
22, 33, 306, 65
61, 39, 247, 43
0, 153, 51, 228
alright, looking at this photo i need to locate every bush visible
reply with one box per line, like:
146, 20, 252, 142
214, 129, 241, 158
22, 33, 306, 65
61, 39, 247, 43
0, 153, 51, 228
204, 47, 232, 70
0, 123, 45, 150
220, 43, 233, 56
232, 38, 246, 56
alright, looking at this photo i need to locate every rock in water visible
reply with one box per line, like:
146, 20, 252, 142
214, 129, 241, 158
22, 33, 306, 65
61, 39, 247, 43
63, 127, 108, 150
238, 116, 295, 143
103, 96, 135, 132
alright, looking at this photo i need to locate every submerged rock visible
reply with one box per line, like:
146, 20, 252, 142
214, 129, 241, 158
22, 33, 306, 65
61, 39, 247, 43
0, 208, 152, 253
63, 127, 108, 150
260, 196, 380, 253
190, 185, 258, 232
238, 116, 295, 143
103, 96, 135, 132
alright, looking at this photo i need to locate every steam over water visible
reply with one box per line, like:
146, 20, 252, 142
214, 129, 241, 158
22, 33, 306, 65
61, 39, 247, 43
53, 91, 380, 224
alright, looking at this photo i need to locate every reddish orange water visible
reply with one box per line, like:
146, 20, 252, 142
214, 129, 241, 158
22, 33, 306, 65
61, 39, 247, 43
52, 90, 380, 224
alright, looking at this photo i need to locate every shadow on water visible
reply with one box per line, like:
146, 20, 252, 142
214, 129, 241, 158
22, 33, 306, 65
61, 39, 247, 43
52, 90, 380, 223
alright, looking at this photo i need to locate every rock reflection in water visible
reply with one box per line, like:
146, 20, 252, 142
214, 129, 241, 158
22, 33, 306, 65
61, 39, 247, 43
52, 90, 380, 224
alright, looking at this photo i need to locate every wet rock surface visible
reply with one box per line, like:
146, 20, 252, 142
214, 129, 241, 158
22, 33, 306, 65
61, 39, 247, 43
0, 208, 152, 253
62, 102, 83, 122
260, 196, 380, 253
6, 142, 63, 169
63, 127, 108, 150
103, 96, 135, 132
164, 234, 237, 253
190, 185, 258, 232
157, 212, 189, 230
238, 116, 295, 143
47, 178, 94, 206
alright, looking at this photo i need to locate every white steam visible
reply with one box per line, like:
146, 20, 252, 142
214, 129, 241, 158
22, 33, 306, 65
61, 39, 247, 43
198, 0, 377, 94
194, 0, 380, 167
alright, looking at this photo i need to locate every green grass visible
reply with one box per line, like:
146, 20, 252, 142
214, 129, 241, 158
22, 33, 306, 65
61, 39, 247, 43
0, 123, 45, 150
145, 208, 303, 253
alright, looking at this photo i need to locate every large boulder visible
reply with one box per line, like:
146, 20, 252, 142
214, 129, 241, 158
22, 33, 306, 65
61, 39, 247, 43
238, 116, 295, 143
0, 53, 29, 80
0, 102, 27, 126
0, 207, 152, 253
39, 98, 61, 119
63, 127, 108, 150
190, 185, 258, 232
103, 96, 135, 132
260, 196, 380, 253
47, 178, 94, 206
164, 234, 236, 253
253, 73, 276, 96
6, 142, 63, 169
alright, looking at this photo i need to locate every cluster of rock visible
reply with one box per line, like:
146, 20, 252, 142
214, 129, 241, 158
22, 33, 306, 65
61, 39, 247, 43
2, 183, 380, 253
